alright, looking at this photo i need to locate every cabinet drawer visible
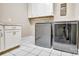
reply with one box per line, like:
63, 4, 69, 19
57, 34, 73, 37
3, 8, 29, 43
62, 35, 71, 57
5, 26, 21, 30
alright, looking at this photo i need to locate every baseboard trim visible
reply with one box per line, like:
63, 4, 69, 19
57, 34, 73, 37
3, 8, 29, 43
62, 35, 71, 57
0, 45, 20, 55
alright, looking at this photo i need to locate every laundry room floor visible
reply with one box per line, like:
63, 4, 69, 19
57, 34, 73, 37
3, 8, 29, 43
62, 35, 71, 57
1, 36, 79, 56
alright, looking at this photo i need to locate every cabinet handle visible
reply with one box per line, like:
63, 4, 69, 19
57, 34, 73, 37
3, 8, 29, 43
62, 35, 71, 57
0, 33, 3, 37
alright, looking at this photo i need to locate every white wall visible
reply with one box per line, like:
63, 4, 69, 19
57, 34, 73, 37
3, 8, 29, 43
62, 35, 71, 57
54, 3, 76, 21
75, 3, 79, 20
0, 3, 32, 37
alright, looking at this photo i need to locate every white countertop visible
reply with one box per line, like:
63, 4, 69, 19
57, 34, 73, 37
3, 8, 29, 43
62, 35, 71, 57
0, 23, 21, 26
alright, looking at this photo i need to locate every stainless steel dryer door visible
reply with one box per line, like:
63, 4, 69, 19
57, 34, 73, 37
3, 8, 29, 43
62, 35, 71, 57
35, 23, 52, 48
53, 21, 78, 54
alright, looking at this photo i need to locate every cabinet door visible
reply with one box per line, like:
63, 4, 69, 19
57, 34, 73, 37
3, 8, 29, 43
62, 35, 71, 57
0, 31, 4, 50
28, 3, 53, 17
12, 30, 21, 46
5, 30, 21, 49
0, 26, 4, 52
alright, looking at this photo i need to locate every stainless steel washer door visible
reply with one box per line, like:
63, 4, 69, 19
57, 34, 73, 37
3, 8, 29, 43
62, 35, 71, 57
53, 21, 78, 54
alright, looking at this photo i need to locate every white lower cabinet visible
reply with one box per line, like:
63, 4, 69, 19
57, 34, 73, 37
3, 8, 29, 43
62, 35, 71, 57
0, 25, 21, 52
0, 26, 5, 52
5, 30, 21, 49
4, 26, 21, 50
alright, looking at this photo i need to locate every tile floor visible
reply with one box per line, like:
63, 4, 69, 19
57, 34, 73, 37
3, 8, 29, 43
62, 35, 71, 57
1, 36, 79, 56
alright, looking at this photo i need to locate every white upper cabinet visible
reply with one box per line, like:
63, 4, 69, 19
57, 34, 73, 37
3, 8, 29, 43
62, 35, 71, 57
28, 3, 54, 18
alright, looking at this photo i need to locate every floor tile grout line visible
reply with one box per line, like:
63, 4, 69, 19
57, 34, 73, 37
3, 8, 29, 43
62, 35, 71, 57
24, 48, 36, 54
36, 49, 44, 56
24, 48, 39, 56
21, 48, 35, 53
10, 48, 28, 55
49, 49, 53, 56
28, 47, 44, 56
37, 49, 52, 56
22, 44, 53, 56
22, 45, 35, 48
11, 47, 36, 56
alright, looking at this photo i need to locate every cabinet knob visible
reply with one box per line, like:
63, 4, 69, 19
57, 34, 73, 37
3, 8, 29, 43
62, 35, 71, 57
13, 32, 16, 35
